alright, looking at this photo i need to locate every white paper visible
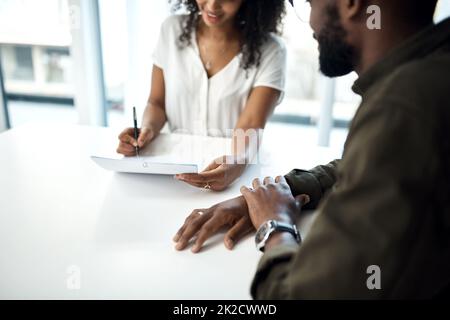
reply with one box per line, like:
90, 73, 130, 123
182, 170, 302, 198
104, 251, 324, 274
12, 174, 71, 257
91, 133, 231, 175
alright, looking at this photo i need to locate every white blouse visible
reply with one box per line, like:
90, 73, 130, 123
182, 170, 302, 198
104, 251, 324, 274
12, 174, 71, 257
152, 15, 287, 137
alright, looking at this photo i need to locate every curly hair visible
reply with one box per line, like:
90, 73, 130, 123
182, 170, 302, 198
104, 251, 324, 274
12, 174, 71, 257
169, 0, 286, 71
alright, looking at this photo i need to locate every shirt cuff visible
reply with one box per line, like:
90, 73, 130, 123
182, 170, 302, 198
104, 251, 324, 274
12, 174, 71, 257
250, 244, 298, 300
285, 169, 323, 210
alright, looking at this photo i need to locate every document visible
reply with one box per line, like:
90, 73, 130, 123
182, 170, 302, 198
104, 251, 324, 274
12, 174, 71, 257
91, 133, 231, 175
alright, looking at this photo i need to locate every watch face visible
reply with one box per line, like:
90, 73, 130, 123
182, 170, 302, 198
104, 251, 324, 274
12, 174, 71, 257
255, 223, 270, 243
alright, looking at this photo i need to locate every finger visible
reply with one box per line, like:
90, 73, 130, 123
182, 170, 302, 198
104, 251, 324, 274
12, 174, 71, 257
173, 214, 193, 242
203, 157, 224, 172
117, 144, 137, 156
198, 169, 225, 180
177, 171, 222, 184
118, 128, 133, 140
122, 134, 137, 146
295, 194, 311, 208
117, 141, 136, 152
118, 128, 137, 145
224, 217, 254, 250
275, 175, 288, 184
173, 209, 207, 242
209, 183, 227, 192
179, 179, 208, 189
240, 185, 253, 198
138, 127, 153, 148
117, 150, 136, 157
173, 224, 187, 243
252, 178, 262, 189
177, 178, 225, 192
263, 176, 275, 185
175, 211, 210, 251
191, 217, 224, 253
176, 173, 209, 184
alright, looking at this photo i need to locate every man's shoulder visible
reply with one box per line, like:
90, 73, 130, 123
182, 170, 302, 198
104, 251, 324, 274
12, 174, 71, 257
383, 52, 450, 100
367, 52, 450, 119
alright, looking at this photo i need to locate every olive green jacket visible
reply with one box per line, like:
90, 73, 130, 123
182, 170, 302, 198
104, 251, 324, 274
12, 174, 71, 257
251, 18, 450, 299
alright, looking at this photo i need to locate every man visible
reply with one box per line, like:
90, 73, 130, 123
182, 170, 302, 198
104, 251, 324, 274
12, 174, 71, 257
174, 0, 450, 299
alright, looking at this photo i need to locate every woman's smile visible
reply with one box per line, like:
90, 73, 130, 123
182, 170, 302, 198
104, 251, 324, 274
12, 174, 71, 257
203, 10, 223, 24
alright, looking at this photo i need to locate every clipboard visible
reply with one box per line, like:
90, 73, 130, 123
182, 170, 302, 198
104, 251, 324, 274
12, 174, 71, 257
90, 133, 231, 175
90, 156, 198, 175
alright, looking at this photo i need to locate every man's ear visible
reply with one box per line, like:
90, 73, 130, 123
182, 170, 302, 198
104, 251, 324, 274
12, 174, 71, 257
339, 0, 366, 21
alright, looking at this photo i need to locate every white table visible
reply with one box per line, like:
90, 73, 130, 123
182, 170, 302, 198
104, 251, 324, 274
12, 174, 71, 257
0, 124, 341, 299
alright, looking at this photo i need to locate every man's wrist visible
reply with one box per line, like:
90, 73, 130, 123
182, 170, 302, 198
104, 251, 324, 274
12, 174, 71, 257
255, 219, 300, 252
265, 232, 299, 252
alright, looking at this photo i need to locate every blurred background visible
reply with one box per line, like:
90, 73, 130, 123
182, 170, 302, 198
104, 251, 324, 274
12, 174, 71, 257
0, 0, 449, 151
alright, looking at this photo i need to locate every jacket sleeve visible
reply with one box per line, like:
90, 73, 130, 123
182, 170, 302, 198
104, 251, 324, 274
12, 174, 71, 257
252, 98, 437, 299
285, 160, 340, 210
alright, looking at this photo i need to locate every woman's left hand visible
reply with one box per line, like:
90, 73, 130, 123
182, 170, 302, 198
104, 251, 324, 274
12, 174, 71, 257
175, 155, 247, 191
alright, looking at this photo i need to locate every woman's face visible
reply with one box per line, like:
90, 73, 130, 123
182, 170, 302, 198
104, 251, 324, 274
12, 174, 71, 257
196, 0, 244, 28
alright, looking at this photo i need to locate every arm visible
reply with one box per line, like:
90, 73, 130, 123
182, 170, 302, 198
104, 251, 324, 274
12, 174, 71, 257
176, 86, 280, 191
232, 86, 281, 161
117, 65, 167, 155
141, 65, 167, 138
251, 101, 435, 299
285, 159, 341, 210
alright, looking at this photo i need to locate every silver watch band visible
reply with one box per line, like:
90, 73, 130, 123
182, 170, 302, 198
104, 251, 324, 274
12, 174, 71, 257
255, 220, 301, 252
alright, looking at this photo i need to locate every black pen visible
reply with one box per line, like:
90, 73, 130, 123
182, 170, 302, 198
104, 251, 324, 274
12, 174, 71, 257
133, 106, 140, 157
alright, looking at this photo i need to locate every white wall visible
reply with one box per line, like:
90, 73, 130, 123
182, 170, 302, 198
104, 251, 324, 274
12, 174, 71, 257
0, 62, 8, 132
69, 0, 107, 126
436, 0, 450, 22
124, 0, 170, 121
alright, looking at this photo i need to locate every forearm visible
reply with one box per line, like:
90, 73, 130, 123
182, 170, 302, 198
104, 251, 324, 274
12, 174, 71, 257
141, 100, 167, 134
231, 127, 263, 164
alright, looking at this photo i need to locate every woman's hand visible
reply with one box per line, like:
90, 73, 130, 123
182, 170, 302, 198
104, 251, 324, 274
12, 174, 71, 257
175, 155, 247, 191
117, 126, 156, 156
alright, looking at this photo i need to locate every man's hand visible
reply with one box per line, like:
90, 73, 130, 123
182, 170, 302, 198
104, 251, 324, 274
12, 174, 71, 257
173, 195, 254, 253
240, 176, 310, 230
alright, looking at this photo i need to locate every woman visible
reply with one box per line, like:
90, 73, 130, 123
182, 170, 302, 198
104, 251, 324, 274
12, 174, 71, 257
117, 0, 287, 191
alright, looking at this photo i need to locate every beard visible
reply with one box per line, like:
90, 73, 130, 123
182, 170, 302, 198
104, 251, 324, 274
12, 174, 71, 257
316, 4, 356, 77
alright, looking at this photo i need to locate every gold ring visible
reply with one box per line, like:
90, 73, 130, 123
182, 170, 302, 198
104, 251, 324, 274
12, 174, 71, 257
197, 211, 204, 216
204, 182, 211, 190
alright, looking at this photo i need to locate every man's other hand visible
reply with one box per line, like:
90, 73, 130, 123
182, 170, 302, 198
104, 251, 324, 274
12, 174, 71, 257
173, 195, 254, 253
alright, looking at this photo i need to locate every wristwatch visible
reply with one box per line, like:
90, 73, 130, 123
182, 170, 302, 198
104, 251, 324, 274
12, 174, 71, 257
255, 220, 301, 252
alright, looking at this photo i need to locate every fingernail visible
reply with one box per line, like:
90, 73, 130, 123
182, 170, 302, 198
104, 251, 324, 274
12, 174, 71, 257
304, 195, 311, 204
226, 239, 234, 249
173, 235, 180, 242
191, 245, 199, 253
133, 142, 137, 147
175, 243, 183, 250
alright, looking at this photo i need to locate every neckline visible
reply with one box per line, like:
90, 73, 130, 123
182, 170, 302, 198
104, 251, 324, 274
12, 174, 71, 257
192, 26, 241, 80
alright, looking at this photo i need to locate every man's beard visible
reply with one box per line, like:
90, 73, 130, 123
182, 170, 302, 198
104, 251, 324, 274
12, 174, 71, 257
317, 4, 356, 77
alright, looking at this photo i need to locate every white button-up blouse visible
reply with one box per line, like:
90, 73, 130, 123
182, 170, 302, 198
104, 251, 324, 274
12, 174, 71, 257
152, 15, 287, 137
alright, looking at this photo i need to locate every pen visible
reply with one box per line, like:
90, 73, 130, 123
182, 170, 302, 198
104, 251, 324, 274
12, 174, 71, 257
133, 106, 140, 157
